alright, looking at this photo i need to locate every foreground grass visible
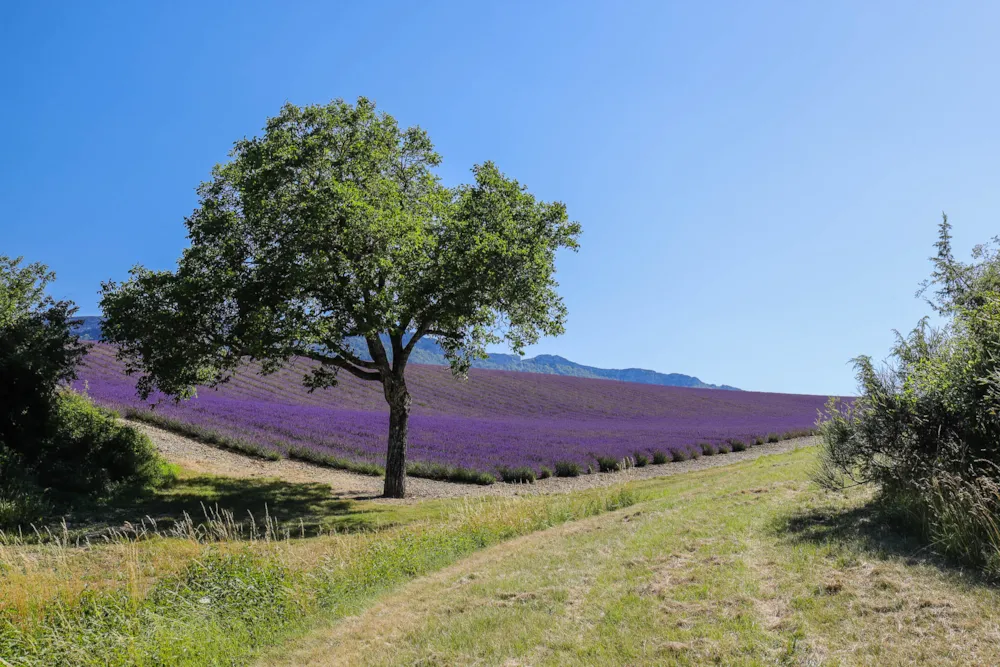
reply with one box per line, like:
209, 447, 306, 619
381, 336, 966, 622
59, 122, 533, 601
6, 446, 1000, 665
0, 474, 638, 665
264, 448, 1000, 666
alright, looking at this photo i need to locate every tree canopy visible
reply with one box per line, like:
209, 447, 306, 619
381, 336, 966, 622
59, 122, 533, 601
101, 97, 580, 497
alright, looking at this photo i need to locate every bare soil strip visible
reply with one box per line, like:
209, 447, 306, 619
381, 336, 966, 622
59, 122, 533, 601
129, 419, 818, 502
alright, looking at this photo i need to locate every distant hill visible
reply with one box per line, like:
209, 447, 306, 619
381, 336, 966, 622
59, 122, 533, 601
74, 316, 739, 391
73, 315, 104, 342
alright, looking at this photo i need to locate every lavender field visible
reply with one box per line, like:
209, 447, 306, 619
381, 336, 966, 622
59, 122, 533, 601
76, 343, 834, 479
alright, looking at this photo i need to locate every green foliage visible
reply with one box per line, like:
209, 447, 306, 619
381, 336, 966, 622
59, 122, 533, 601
497, 466, 536, 484
766, 433, 780, 443
670, 449, 690, 462
652, 450, 669, 465
595, 456, 619, 473
36, 392, 171, 497
99, 98, 579, 497
538, 466, 552, 480
0, 255, 167, 508
700, 442, 718, 456
287, 446, 382, 476
818, 215, 1000, 572
730, 439, 748, 452
406, 462, 495, 485
632, 452, 649, 467
554, 461, 581, 477
0, 256, 86, 462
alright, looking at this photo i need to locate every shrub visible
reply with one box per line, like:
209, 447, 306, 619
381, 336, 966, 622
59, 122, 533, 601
288, 445, 382, 476
408, 461, 495, 485
818, 218, 1000, 574
729, 439, 748, 452
538, 466, 552, 479
497, 466, 536, 484
700, 442, 718, 456
670, 449, 690, 462
0, 256, 170, 507
754, 436, 765, 446
0, 481, 51, 527
717, 441, 732, 454
32, 392, 172, 497
651, 450, 669, 465
595, 456, 620, 473
766, 432, 780, 443
633, 452, 649, 467
554, 461, 581, 477
688, 445, 702, 459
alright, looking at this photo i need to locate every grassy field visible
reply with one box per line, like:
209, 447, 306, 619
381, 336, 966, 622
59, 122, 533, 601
4, 445, 1000, 665
264, 447, 1000, 666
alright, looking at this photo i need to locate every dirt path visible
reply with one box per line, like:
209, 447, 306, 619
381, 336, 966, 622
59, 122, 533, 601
128, 419, 819, 502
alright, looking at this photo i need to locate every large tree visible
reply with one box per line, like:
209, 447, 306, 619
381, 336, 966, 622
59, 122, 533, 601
100, 98, 580, 497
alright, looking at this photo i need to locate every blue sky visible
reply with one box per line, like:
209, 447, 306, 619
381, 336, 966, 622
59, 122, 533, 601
3, 1, 998, 396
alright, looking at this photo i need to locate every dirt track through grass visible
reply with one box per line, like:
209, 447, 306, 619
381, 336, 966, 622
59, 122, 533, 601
260, 448, 1000, 666
131, 419, 818, 501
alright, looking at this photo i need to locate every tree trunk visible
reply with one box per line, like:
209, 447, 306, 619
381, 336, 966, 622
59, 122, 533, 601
383, 383, 410, 498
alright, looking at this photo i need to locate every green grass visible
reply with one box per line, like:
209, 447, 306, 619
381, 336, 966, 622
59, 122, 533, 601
8, 443, 1000, 666
267, 447, 1000, 666
0, 472, 638, 665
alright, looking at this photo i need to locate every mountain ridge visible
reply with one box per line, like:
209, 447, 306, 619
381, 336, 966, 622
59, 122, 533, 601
73, 316, 739, 391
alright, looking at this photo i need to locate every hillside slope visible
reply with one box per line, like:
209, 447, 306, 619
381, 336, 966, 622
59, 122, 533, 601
73, 316, 738, 390
78, 342, 830, 474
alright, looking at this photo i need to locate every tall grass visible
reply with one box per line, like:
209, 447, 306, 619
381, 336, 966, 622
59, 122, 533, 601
0, 485, 639, 665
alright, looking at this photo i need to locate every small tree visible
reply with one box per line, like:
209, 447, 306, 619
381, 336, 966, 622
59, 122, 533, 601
101, 98, 580, 497
1, 256, 165, 503
0, 256, 85, 453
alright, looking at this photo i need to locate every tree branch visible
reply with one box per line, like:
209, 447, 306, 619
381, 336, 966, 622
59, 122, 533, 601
299, 349, 382, 382
325, 344, 380, 370
365, 335, 391, 375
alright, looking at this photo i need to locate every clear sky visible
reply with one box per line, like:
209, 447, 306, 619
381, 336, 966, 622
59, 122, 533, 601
3, 1, 999, 396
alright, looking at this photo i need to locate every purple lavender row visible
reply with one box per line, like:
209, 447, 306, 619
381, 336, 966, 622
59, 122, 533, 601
76, 343, 833, 474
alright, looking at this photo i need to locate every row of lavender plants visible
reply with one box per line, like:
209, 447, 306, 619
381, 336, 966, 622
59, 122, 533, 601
77, 344, 830, 484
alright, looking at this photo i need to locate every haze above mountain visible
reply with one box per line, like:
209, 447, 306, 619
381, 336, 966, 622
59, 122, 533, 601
73, 316, 739, 391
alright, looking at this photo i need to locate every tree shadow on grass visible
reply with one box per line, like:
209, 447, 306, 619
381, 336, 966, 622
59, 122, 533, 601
53, 474, 399, 540
773, 498, 993, 584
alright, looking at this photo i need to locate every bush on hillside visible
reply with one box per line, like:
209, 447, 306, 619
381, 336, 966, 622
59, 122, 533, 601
818, 217, 1000, 574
